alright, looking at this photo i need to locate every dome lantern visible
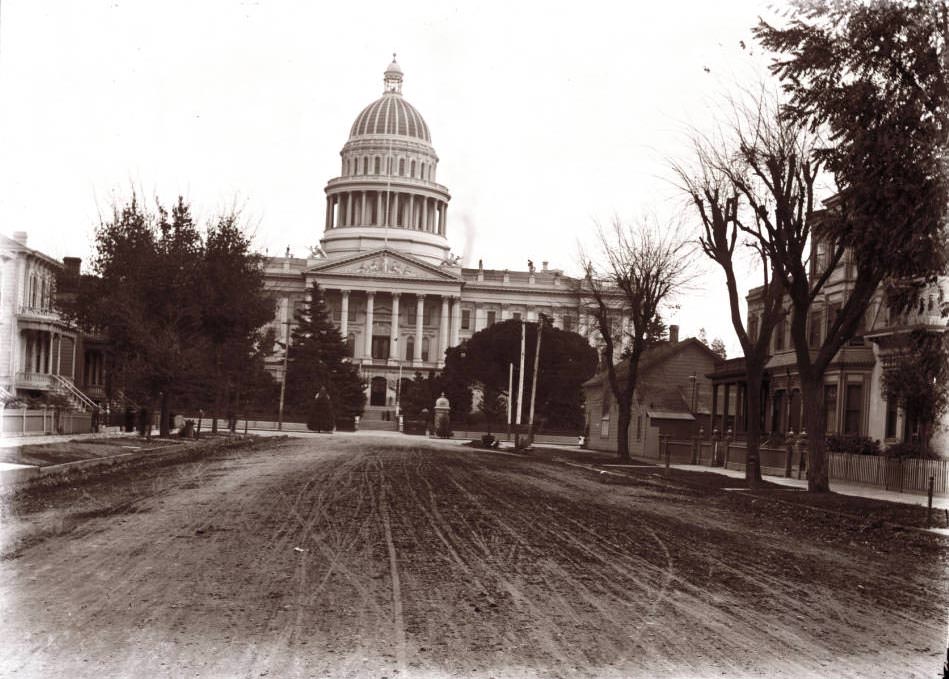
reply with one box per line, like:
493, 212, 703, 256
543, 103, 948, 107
384, 54, 403, 94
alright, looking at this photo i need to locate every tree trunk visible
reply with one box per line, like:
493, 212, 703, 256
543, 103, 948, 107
616, 403, 632, 462
744, 369, 764, 488
159, 391, 170, 438
799, 371, 829, 492
211, 346, 222, 434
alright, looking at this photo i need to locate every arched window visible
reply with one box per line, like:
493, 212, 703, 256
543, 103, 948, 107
374, 157, 381, 174
362, 157, 368, 174
420, 163, 426, 180
399, 158, 405, 176
406, 335, 414, 360
422, 337, 430, 362
410, 160, 416, 177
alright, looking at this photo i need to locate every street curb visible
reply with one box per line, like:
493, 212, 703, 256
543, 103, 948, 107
0, 437, 262, 491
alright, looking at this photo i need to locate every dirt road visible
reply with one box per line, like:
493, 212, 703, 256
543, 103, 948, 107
1, 435, 946, 678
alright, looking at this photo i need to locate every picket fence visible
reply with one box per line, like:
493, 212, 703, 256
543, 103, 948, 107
652, 437, 949, 496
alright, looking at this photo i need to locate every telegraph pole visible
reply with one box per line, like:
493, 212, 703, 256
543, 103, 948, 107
506, 362, 513, 442
527, 319, 543, 447
515, 318, 526, 448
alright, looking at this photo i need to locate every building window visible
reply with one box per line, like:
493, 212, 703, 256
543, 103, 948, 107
823, 384, 837, 433
371, 336, 390, 360
512, 312, 521, 321
410, 160, 416, 177
374, 157, 381, 174
399, 158, 405, 176
406, 336, 415, 360
844, 383, 862, 435
461, 309, 471, 330
422, 337, 430, 361
407, 304, 416, 325
487, 310, 497, 325
362, 157, 368, 174
563, 314, 574, 332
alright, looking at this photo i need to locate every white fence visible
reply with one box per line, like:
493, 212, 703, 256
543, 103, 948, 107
1, 409, 93, 437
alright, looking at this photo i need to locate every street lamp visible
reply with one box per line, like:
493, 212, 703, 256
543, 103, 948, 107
393, 337, 403, 419
277, 320, 291, 431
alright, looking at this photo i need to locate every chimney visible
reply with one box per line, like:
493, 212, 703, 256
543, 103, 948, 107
12, 231, 27, 245
669, 325, 679, 343
542, 261, 548, 272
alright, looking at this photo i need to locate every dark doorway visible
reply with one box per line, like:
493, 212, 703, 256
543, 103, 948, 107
370, 376, 387, 406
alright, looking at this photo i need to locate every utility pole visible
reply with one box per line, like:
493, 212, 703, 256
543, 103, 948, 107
515, 318, 526, 448
277, 319, 291, 431
506, 362, 513, 442
527, 319, 542, 447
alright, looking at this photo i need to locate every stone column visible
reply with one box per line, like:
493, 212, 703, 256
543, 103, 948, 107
364, 291, 375, 359
344, 192, 352, 226
414, 295, 424, 363
390, 292, 400, 359
340, 290, 350, 338
407, 195, 414, 230
325, 197, 333, 230
450, 297, 461, 346
439, 295, 450, 364
393, 193, 400, 227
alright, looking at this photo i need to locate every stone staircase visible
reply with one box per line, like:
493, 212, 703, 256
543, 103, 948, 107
359, 406, 399, 432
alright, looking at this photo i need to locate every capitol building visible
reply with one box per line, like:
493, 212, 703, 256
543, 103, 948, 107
262, 57, 589, 409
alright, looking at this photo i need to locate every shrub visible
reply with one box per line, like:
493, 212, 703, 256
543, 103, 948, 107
885, 440, 940, 460
825, 434, 881, 456
481, 433, 496, 447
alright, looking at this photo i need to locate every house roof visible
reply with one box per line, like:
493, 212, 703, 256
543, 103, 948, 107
582, 338, 723, 389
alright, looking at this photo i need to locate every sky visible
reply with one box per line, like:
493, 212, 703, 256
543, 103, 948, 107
0, 0, 794, 355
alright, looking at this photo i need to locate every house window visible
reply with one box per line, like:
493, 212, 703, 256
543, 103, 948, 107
844, 383, 862, 435
774, 318, 786, 351
487, 311, 497, 325
885, 398, 899, 439
808, 310, 822, 348
461, 309, 471, 330
823, 384, 837, 433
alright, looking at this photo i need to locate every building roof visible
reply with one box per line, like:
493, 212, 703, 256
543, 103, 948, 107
349, 60, 431, 143
582, 338, 722, 389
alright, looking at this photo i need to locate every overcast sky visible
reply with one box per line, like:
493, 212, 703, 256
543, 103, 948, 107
0, 0, 793, 354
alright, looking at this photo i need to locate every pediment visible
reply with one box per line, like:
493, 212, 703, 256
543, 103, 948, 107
307, 249, 462, 283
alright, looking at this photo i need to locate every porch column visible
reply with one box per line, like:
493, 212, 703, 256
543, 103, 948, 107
450, 297, 461, 346
439, 295, 450, 365
723, 383, 731, 433
414, 295, 424, 363
364, 292, 375, 359
56, 334, 62, 376
390, 292, 400, 359
340, 289, 350, 338
711, 384, 719, 436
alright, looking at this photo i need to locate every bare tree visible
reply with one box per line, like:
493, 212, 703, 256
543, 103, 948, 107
673, 99, 793, 488
579, 219, 691, 461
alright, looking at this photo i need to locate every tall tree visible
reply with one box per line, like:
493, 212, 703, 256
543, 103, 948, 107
201, 212, 274, 431
579, 219, 690, 461
285, 282, 366, 422
443, 317, 598, 431
674, 99, 799, 488
756, 0, 949, 491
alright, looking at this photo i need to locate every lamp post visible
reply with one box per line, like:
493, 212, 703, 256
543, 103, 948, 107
393, 337, 403, 419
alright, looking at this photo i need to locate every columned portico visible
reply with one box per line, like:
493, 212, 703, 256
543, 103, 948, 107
450, 297, 461, 346
340, 290, 350, 337
439, 295, 450, 365
389, 292, 400, 360
414, 295, 424, 364
364, 291, 375, 358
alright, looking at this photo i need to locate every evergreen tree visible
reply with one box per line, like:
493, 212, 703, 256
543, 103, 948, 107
285, 282, 365, 421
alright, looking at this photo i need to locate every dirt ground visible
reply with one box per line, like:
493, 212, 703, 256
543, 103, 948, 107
1, 435, 946, 678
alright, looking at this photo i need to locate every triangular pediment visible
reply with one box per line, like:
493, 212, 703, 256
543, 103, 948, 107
307, 249, 462, 283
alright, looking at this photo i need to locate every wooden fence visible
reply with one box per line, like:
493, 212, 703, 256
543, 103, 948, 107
660, 437, 949, 496
1, 409, 93, 437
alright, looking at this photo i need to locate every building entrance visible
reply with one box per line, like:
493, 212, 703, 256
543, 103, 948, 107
370, 376, 387, 406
